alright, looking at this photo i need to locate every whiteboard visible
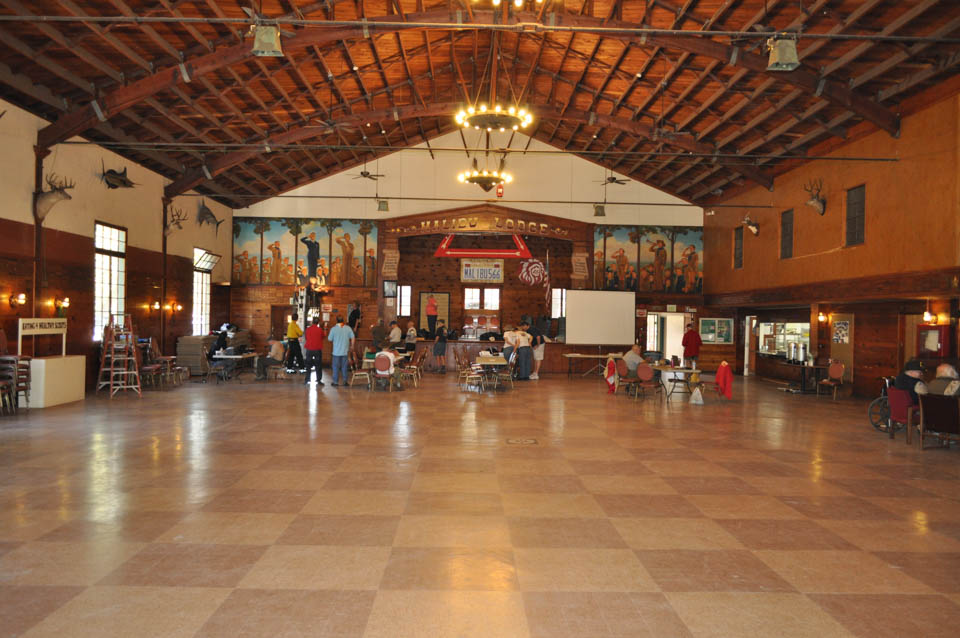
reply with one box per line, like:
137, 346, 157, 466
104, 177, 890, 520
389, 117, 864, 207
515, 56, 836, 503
564, 290, 636, 345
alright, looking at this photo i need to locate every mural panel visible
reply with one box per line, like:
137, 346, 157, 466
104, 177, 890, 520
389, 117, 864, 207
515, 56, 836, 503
233, 218, 378, 287
594, 225, 703, 294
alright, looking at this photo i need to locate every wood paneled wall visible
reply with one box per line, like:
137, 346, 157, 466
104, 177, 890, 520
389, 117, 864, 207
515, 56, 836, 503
396, 234, 573, 331
0, 218, 204, 390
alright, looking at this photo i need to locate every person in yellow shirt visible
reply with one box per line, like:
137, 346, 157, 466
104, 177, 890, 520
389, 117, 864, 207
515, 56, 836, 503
286, 313, 305, 372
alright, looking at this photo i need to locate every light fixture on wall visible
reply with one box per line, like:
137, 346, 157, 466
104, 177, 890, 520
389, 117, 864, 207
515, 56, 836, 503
54, 297, 70, 317
8, 292, 25, 308
818, 312, 827, 323
742, 214, 759, 236
174, 303, 183, 312
923, 300, 934, 324
152, 301, 161, 311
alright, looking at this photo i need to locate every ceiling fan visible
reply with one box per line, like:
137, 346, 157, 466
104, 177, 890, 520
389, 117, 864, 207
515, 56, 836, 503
595, 172, 629, 186
352, 162, 384, 181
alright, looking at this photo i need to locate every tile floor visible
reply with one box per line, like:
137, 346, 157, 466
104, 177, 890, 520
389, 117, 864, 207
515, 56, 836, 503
1, 375, 960, 637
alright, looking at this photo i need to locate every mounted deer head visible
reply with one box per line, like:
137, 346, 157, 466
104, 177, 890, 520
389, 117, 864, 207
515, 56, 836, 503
804, 178, 826, 215
164, 207, 188, 237
35, 174, 76, 224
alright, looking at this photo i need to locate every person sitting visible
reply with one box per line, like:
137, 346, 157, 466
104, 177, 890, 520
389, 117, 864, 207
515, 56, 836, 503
388, 320, 402, 346
622, 344, 644, 377
374, 342, 404, 388
404, 322, 418, 352
894, 358, 927, 404
255, 339, 285, 380
927, 362, 960, 396
370, 319, 387, 345
501, 325, 518, 365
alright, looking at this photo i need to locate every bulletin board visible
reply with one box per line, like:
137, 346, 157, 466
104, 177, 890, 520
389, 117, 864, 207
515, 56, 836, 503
829, 313, 854, 382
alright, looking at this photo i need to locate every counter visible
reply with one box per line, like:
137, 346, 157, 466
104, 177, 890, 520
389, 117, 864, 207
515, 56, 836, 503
28, 355, 86, 408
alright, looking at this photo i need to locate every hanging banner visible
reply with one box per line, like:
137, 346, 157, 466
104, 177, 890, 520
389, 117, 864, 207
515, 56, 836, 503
460, 259, 504, 283
380, 249, 399, 278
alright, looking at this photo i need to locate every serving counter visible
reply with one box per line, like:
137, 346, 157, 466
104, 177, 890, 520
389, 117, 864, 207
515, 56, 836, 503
29, 355, 86, 408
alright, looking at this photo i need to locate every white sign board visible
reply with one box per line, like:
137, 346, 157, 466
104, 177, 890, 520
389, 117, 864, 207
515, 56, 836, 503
18, 318, 68, 356
460, 259, 504, 283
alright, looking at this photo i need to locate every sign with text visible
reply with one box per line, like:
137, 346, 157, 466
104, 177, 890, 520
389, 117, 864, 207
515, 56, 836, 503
380, 249, 399, 279
460, 259, 504, 283
571, 252, 589, 278
18, 317, 68, 356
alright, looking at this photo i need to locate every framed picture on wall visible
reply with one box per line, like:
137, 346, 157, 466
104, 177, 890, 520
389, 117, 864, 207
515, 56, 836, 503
700, 319, 717, 343
383, 280, 397, 298
715, 318, 733, 344
419, 292, 449, 335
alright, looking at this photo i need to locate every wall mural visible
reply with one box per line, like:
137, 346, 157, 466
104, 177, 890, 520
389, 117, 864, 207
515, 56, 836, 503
594, 225, 703, 294
232, 217, 378, 287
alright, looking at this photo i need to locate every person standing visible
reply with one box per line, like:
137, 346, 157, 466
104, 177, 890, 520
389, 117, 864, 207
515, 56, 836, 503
300, 232, 320, 279
348, 302, 362, 333
425, 294, 438, 337
304, 317, 325, 386
527, 319, 546, 380
285, 313, 305, 372
501, 324, 518, 366
433, 319, 448, 373
514, 321, 534, 380
682, 322, 702, 368
327, 316, 355, 386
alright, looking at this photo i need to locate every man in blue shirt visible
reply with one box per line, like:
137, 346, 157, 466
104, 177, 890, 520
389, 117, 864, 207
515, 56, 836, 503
327, 315, 355, 386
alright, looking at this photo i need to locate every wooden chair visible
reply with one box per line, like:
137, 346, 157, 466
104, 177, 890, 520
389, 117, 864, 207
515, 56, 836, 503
372, 353, 397, 392
615, 358, 640, 397
348, 348, 372, 389
887, 387, 919, 442
817, 362, 845, 399
635, 364, 664, 402
915, 394, 960, 449
495, 357, 516, 390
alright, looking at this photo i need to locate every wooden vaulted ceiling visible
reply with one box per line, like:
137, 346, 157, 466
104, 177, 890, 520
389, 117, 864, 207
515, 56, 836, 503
1, 1, 959, 209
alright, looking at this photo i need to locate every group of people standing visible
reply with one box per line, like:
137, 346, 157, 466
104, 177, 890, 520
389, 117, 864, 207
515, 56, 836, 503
500, 320, 546, 381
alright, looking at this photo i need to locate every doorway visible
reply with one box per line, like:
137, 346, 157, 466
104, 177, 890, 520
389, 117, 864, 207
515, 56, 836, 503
645, 312, 688, 361
744, 315, 757, 376
270, 305, 295, 341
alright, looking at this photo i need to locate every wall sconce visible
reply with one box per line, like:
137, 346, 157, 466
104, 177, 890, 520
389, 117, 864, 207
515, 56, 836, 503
174, 303, 183, 312
923, 300, 934, 324
152, 301, 161, 311
817, 312, 827, 323
54, 297, 70, 317
377, 199, 389, 212
9, 292, 26, 308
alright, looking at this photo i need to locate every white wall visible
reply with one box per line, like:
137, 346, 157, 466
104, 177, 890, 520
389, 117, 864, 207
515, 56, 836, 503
238, 131, 703, 227
0, 99, 233, 282
664, 313, 687, 361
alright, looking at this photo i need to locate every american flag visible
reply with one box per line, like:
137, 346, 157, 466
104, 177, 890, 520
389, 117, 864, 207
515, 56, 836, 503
544, 249, 551, 305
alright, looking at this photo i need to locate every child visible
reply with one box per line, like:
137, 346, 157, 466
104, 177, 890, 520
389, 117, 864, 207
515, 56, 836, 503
433, 319, 448, 373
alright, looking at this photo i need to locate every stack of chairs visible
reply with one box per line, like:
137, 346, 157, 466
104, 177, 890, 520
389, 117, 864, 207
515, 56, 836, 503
0, 356, 17, 415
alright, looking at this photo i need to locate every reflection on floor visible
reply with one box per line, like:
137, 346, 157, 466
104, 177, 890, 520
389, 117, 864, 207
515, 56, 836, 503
2, 375, 960, 637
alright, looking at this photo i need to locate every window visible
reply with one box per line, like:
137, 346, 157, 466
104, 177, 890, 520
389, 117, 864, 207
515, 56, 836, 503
780, 209, 794, 259
398, 285, 412, 316
846, 184, 865, 246
483, 288, 500, 310
192, 270, 210, 335
464, 288, 481, 309
94, 222, 126, 340
733, 226, 743, 269
551, 288, 567, 318
192, 248, 219, 336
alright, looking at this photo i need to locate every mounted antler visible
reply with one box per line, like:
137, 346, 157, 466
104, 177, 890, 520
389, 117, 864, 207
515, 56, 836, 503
804, 178, 826, 215
164, 207, 188, 236
35, 173, 76, 223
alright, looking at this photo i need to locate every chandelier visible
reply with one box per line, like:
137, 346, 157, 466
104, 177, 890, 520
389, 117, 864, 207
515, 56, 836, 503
455, 104, 533, 133
454, 30, 529, 190
457, 160, 513, 192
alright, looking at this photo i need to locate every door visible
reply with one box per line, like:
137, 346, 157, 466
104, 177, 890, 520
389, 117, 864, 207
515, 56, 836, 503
271, 305, 295, 340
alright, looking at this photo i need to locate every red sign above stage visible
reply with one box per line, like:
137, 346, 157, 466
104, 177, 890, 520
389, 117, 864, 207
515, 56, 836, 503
433, 234, 532, 259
